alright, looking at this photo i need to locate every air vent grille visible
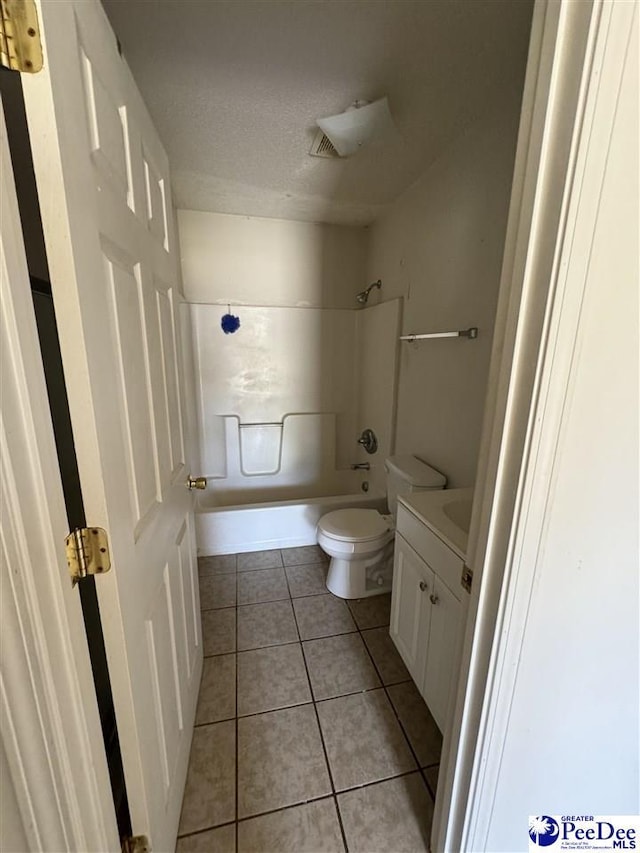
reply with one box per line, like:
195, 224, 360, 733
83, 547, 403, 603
309, 129, 339, 159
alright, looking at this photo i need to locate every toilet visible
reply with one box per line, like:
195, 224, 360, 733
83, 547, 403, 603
317, 455, 446, 599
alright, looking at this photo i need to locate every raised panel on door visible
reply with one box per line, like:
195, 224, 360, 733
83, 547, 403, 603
102, 245, 162, 535
423, 577, 462, 732
390, 534, 434, 686
23, 2, 202, 850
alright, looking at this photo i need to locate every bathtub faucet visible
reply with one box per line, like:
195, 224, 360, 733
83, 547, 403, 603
350, 462, 370, 471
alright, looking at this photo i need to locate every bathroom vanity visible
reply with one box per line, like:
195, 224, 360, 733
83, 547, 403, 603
389, 488, 473, 731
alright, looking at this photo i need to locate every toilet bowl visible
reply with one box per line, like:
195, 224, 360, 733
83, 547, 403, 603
318, 508, 395, 599
317, 455, 446, 599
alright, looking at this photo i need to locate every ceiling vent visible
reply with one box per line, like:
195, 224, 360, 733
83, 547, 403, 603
309, 128, 339, 159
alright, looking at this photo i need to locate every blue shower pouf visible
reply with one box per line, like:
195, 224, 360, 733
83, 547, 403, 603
221, 313, 240, 334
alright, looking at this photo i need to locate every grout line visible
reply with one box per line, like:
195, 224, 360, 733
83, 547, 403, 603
233, 768, 427, 832
177, 765, 430, 842
421, 766, 438, 804
296, 627, 359, 642
354, 614, 435, 779
238, 790, 341, 827
332, 794, 350, 853
289, 587, 350, 852
200, 603, 237, 614
195, 676, 426, 727
206, 638, 300, 657
177, 818, 236, 841
235, 596, 293, 611
236, 699, 316, 723
334, 767, 426, 797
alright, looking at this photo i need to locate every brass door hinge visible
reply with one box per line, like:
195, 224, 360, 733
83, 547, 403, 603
122, 836, 150, 853
65, 527, 111, 587
0, 0, 43, 73
461, 564, 473, 594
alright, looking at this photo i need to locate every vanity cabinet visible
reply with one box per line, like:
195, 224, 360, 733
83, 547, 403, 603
390, 500, 466, 732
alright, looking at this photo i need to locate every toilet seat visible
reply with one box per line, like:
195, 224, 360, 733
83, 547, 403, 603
318, 508, 392, 543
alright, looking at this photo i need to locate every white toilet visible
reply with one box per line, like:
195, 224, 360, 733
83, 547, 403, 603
317, 455, 446, 599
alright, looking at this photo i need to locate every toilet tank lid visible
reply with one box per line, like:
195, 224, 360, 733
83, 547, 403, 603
384, 455, 447, 488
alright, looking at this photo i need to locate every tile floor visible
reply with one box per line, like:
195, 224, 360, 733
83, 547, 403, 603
176, 545, 442, 853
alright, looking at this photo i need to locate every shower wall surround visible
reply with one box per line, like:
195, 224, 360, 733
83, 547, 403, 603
189, 300, 400, 505
178, 206, 399, 506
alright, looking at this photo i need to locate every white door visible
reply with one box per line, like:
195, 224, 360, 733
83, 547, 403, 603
1, 99, 118, 852
22, 2, 203, 849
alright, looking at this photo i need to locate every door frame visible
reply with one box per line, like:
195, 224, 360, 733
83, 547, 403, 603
0, 98, 119, 852
433, 0, 634, 849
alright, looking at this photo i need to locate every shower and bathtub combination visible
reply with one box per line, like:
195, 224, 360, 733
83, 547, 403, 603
188, 289, 403, 558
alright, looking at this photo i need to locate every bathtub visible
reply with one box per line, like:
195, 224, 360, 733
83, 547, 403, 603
195, 492, 387, 556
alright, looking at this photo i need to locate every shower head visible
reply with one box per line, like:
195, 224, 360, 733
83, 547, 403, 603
356, 279, 382, 305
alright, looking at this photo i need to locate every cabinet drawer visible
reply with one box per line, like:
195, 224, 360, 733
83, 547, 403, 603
396, 504, 463, 598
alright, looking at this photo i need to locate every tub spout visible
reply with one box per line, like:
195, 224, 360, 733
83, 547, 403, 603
350, 462, 370, 470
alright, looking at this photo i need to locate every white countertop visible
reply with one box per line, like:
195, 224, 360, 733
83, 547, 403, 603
397, 487, 474, 560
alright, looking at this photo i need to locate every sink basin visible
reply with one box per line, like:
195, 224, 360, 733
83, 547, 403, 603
398, 487, 473, 558
442, 498, 473, 533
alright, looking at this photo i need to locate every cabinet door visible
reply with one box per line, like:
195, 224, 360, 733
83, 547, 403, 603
423, 577, 462, 731
390, 535, 434, 686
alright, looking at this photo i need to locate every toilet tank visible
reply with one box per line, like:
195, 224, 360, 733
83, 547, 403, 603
384, 455, 446, 516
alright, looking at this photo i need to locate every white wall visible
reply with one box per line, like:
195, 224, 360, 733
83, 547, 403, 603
367, 105, 522, 487
178, 209, 368, 308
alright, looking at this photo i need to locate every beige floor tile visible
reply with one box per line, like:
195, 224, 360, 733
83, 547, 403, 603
424, 764, 439, 798
316, 689, 416, 791
237, 599, 299, 651
362, 626, 411, 685
303, 633, 380, 700
237, 549, 283, 571
337, 772, 433, 852
281, 545, 328, 566
237, 643, 311, 716
177, 823, 236, 853
238, 799, 345, 852
387, 681, 442, 767
237, 567, 289, 605
347, 593, 392, 629
178, 721, 236, 836
202, 608, 236, 656
200, 573, 237, 611
238, 705, 331, 818
195, 654, 236, 725
285, 563, 328, 598
198, 554, 237, 576
293, 594, 356, 640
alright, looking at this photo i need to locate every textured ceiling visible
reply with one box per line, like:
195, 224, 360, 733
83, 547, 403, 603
101, 0, 533, 225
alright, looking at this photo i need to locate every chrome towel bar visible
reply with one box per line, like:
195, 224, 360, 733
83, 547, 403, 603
399, 327, 478, 342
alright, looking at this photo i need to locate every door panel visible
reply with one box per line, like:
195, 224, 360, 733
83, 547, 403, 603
390, 534, 432, 685
423, 578, 462, 731
23, 2, 202, 848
